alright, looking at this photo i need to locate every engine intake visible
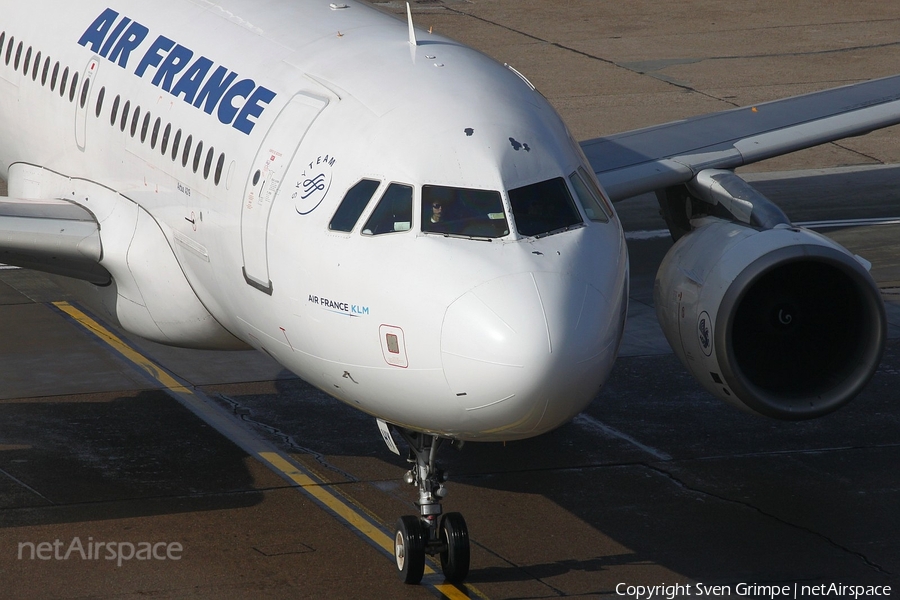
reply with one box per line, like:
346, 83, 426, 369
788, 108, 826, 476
654, 219, 885, 419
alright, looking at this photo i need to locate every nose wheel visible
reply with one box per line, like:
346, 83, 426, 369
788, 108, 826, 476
438, 511, 470, 583
394, 515, 426, 583
388, 427, 470, 585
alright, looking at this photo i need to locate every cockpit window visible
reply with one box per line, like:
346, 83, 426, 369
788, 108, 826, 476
362, 183, 413, 235
329, 179, 380, 232
569, 167, 611, 223
421, 185, 509, 239
508, 177, 583, 237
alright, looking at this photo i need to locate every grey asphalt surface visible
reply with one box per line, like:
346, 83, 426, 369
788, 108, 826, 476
2, 1, 900, 598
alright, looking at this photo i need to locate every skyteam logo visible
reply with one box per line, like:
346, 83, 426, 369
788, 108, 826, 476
294, 155, 336, 215
697, 311, 712, 357
77, 9, 276, 135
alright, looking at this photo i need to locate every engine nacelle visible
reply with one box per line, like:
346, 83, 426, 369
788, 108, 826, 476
655, 218, 885, 419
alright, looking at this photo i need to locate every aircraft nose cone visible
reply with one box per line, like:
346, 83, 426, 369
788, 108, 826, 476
441, 271, 621, 439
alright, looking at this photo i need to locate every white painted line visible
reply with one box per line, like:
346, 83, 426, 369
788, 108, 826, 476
573, 413, 672, 461
796, 217, 900, 230
624, 229, 670, 241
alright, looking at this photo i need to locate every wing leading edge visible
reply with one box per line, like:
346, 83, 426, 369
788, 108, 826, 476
582, 74, 900, 202
0, 198, 109, 285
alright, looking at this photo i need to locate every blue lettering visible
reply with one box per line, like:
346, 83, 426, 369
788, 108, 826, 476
193, 66, 238, 115
170, 56, 213, 104
107, 21, 149, 68
151, 44, 193, 92
233, 86, 276, 134
99, 16, 132, 59
217, 78, 255, 126
78, 8, 119, 52
80, 9, 276, 136
134, 35, 175, 77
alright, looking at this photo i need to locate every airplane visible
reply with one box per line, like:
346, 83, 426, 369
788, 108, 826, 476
0, 0, 896, 586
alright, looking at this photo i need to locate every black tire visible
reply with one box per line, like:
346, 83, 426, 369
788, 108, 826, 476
439, 512, 470, 583
395, 516, 426, 584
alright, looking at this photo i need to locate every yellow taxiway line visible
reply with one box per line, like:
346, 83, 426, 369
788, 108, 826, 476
52, 301, 483, 600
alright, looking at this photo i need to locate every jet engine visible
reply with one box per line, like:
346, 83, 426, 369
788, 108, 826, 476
654, 170, 886, 419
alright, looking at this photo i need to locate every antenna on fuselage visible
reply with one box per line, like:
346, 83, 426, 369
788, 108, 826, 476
406, 2, 418, 46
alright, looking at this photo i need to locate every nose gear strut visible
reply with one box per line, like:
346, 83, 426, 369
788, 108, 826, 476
389, 426, 470, 585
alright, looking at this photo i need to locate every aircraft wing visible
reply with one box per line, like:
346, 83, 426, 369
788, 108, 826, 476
582, 74, 900, 202
0, 197, 110, 285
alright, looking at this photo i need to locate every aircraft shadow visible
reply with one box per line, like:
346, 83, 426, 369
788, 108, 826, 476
0, 389, 263, 529
242, 345, 900, 586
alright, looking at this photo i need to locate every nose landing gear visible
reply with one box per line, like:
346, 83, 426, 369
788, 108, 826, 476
390, 427, 470, 585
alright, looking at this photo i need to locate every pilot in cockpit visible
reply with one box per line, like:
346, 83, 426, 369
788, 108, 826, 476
429, 200, 443, 224
425, 186, 454, 232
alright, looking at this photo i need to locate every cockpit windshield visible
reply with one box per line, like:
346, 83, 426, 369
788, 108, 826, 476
508, 177, 583, 237
421, 185, 510, 239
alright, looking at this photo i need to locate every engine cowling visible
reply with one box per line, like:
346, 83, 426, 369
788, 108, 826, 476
654, 218, 885, 419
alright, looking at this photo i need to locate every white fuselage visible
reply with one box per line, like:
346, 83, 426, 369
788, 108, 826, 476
0, 0, 628, 440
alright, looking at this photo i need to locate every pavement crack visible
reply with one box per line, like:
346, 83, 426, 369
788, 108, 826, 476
702, 40, 900, 63
644, 463, 893, 577
685, 441, 900, 463
214, 393, 360, 483
469, 538, 568, 597
0, 487, 275, 514
457, 441, 900, 481
440, 8, 620, 73
685, 17, 900, 35
443, 7, 900, 112
442, 7, 734, 105
830, 141, 887, 165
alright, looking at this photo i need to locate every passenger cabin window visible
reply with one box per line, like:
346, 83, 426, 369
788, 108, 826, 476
110, 95, 119, 126
59, 66, 68, 98
161, 123, 171, 154
569, 167, 611, 223
508, 177, 583, 237
68, 71, 78, 102
182, 134, 193, 168
421, 185, 508, 238
130, 106, 140, 137
192, 140, 203, 173
330, 179, 380, 232
214, 153, 226, 185
171, 129, 182, 161
203, 147, 215, 179
119, 100, 130, 132
95, 87, 105, 118
362, 183, 413, 235
80, 78, 91, 109
140, 112, 151, 143
151, 118, 161, 149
